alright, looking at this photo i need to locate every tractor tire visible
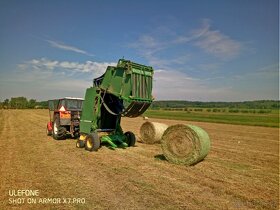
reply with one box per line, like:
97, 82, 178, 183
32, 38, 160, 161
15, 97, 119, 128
124, 131, 136, 147
46, 125, 52, 136
76, 140, 85, 148
52, 117, 66, 140
85, 133, 100, 152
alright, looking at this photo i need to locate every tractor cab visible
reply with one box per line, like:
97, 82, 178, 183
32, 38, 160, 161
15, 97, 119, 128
46, 97, 84, 140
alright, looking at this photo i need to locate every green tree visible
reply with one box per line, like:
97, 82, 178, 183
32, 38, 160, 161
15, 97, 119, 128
10, 97, 28, 109
28, 99, 37, 108
3, 99, 9, 108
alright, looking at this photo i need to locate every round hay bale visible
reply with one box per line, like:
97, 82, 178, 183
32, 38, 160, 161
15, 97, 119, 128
161, 124, 210, 166
140, 122, 168, 144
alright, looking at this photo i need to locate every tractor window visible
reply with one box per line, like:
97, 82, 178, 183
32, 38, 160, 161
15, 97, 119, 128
59, 100, 66, 108
66, 100, 83, 110
48, 101, 54, 111
48, 100, 59, 111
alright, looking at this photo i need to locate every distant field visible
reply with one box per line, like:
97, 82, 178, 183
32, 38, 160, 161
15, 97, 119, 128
145, 109, 279, 127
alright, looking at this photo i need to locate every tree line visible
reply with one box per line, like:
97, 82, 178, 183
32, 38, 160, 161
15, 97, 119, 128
0, 97, 48, 109
1, 97, 279, 110
150, 100, 279, 110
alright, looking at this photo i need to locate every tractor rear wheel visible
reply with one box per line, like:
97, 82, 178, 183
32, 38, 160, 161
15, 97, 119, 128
85, 133, 100, 151
124, 131, 136, 147
76, 140, 85, 148
52, 117, 66, 140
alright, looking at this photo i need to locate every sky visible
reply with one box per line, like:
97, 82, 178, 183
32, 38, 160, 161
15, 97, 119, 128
0, 0, 278, 101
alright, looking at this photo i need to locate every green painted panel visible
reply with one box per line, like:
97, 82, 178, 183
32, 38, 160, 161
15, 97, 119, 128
80, 87, 97, 134
100, 59, 154, 102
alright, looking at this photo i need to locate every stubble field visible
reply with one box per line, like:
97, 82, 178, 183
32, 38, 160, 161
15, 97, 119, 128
0, 109, 279, 209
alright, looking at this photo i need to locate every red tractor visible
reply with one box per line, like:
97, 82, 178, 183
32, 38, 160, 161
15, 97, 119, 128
46, 97, 83, 140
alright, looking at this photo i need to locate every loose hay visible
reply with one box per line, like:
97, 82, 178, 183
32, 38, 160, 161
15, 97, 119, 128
161, 124, 210, 166
140, 121, 168, 144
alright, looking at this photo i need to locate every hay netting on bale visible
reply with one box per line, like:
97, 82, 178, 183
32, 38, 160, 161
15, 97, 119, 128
161, 124, 210, 166
140, 121, 168, 144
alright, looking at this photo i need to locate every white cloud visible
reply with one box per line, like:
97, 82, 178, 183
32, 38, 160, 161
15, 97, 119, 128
19, 58, 116, 77
130, 19, 242, 68
174, 19, 211, 44
15, 58, 232, 101
129, 35, 164, 52
128, 35, 167, 67
128, 19, 244, 100
194, 30, 241, 60
174, 19, 241, 60
129, 36, 192, 69
153, 69, 234, 101
1, 58, 118, 100
46, 40, 94, 56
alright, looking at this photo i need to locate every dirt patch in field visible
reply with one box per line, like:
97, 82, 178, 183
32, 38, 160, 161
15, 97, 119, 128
0, 110, 279, 209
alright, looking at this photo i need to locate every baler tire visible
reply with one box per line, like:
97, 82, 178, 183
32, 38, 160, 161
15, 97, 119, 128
76, 140, 85, 148
124, 131, 136, 147
85, 133, 100, 152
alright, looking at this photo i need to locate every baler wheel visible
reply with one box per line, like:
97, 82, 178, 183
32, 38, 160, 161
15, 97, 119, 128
124, 131, 136, 147
85, 133, 100, 151
76, 140, 85, 148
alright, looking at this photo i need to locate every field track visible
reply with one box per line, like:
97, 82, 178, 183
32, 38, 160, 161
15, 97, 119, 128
0, 110, 279, 209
